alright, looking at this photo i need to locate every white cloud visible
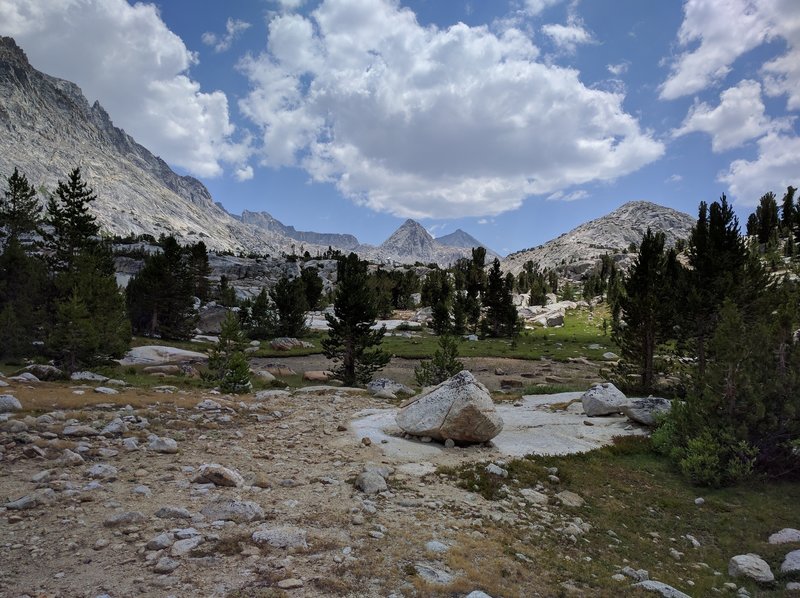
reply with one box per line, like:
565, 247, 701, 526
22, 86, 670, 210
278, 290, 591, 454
666, 174, 683, 183
547, 189, 588, 201
607, 61, 629, 76
234, 165, 254, 181
524, 0, 564, 16
660, 0, 800, 106
477, 218, 491, 225
542, 21, 594, 53
274, 0, 307, 10
202, 18, 251, 53
239, 0, 663, 219
672, 80, 792, 152
0, 0, 250, 178
719, 132, 800, 205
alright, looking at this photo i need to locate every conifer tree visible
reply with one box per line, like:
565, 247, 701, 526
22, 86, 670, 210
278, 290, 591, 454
187, 241, 211, 302
780, 186, 796, 233
481, 258, 518, 337
49, 289, 98, 372
414, 335, 463, 387
242, 288, 277, 339
422, 268, 452, 335
300, 266, 324, 310
126, 236, 196, 340
613, 229, 678, 392
1, 168, 41, 240
45, 167, 100, 272
271, 275, 308, 337
208, 311, 248, 381
322, 253, 389, 386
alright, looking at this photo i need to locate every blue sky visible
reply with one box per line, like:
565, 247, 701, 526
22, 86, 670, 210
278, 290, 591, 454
2, 0, 799, 255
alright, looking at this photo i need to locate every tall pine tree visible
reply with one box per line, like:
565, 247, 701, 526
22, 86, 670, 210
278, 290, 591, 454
322, 253, 389, 386
1, 168, 41, 241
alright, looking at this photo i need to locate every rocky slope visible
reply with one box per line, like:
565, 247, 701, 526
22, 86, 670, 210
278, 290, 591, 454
239, 210, 360, 251
436, 229, 501, 260
0, 36, 324, 257
502, 201, 695, 278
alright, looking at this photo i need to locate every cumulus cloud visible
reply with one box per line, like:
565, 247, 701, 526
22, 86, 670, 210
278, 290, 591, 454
666, 174, 683, 184
0, 0, 251, 178
239, 0, 663, 219
660, 0, 800, 105
672, 80, 792, 152
719, 132, 800, 205
202, 18, 251, 53
607, 61, 629, 76
234, 165, 255, 181
542, 20, 594, 53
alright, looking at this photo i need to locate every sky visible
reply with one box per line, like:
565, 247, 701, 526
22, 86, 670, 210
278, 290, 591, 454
1, 0, 799, 255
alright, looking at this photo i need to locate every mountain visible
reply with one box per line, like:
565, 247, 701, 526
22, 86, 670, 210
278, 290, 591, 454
379, 219, 439, 262
436, 228, 500, 259
0, 36, 315, 256
239, 210, 360, 250
502, 201, 695, 278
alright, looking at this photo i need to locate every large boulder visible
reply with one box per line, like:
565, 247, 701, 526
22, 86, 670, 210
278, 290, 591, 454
621, 397, 672, 426
728, 553, 774, 583
581, 383, 629, 416
197, 305, 229, 334
118, 345, 208, 366
0, 395, 22, 413
396, 370, 503, 443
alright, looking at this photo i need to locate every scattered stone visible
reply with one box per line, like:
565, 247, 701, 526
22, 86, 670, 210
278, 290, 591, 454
10, 372, 39, 383
196, 399, 221, 411
100, 418, 128, 436
303, 370, 333, 382
122, 437, 139, 451
155, 506, 193, 520
413, 563, 455, 585
603, 352, 619, 360
0, 394, 22, 412
520, 488, 549, 505
581, 383, 628, 416
621, 397, 672, 426
781, 550, 800, 574
147, 533, 174, 550
355, 471, 388, 495
694, 497, 705, 506
770, 528, 800, 545
619, 567, 649, 582
119, 345, 208, 366
465, 592, 493, 598
62, 424, 99, 437
396, 370, 503, 443
94, 386, 119, 395
276, 578, 304, 590
632, 580, 691, 598
86, 463, 118, 480
251, 370, 276, 382
132, 485, 152, 497
171, 536, 203, 557
485, 463, 508, 477
93, 538, 109, 550
262, 364, 297, 377
153, 557, 181, 574
728, 554, 774, 583
192, 463, 244, 487
148, 436, 179, 454
425, 540, 449, 553
252, 525, 308, 549
368, 378, 415, 397
103, 511, 146, 527
444, 438, 455, 449
201, 499, 264, 523
61, 448, 85, 466
556, 490, 585, 508
269, 337, 312, 351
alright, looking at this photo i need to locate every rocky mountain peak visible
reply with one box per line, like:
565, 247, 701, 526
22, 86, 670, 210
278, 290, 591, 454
380, 219, 437, 260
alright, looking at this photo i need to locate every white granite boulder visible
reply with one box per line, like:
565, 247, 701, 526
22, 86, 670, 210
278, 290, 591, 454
728, 553, 774, 583
581, 383, 629, 416
621, 397, 672, 426
0, 395, 22, 413
396, 370, 503, 443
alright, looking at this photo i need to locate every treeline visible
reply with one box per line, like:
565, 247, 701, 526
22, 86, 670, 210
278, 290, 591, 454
612, 191, 799, 486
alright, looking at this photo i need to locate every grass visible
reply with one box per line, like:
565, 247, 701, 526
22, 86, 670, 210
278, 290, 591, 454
437, 436, 800, 596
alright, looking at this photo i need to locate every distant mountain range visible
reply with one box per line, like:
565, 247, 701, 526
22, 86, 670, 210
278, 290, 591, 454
1, 35, 694, 273
0, 36, 496, 265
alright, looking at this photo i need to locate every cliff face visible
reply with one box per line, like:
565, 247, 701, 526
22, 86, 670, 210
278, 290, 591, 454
502, 201, 695, 277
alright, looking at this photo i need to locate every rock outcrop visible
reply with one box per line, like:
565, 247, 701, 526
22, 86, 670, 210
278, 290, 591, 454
396, 370, 503, 443
581, 383, 628, 416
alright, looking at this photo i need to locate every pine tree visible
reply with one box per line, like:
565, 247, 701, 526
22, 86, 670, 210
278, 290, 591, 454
45, 167, 100, 273
322, 253, 390, 386
613, 229, 678, 392
422, 268, 452, 335
481, 258, 517, 337
243, 288, 277, 339
1, 168, 41, 240
780, 186, 796, 233
126, 236, 197, 340
187, 241, 211, 302
271, 275, 308, 337
300, 266, 324, 310
221, 351, 252, 394
49, 288, 98, 372
414, 335, 464, 387
208, 311, 248, 382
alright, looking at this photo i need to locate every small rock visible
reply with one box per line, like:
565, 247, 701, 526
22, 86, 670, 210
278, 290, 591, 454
770, 528, 800, 545
485, 463, 508, 477
728, 553, 774, 583
155, 506, 192, 520
61, 448, 85, 466
201, 499, 264, 523
276, 578, 304, 589
103, 511, 146, 527
62, 424, 99, 437
694, 497, 705, 506
94, 386, 119, 395
252, 525, 308, 549
122, 437, 139, 451
153, 557, 181, 574
86, 463, 118, 480
781, 549, 800, 574
148, 436, 179, 454
192, 463, 244, 487
556, 490, 585, 508
632, 580, 691, 598
146, 532, 174, 550
196, 399, 221, 411
0, 395, 22, 412
171, 536, 203, 557
425, 540, 449, 553
355, 471, 388, 495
